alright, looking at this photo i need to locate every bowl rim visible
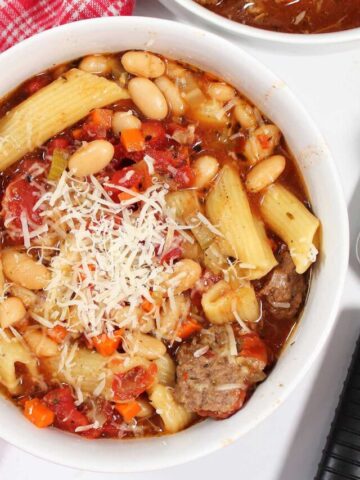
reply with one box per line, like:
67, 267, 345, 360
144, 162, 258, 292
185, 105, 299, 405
159, 0, 360, 45
0, 16, 350, 472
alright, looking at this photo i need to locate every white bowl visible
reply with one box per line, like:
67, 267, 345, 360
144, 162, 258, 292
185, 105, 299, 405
0, 16, 349, 472
159, 0, 360, 46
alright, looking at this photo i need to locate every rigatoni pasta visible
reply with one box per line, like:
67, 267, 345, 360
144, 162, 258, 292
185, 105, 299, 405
260, 183, 320, 274
206, 165, 278, 279
0, 49, 319, 438
0, 69, 128, 171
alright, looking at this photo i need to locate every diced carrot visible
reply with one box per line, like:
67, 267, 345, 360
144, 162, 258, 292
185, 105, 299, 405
118, 186, 139, 202
120, 128, 145, 152
176, 317, 202, 339
92, 329, 123, 356
257, 134, 270, 149
47, 325, 68, 344
141, 299, 154, 313
24, 398, 55, 428
89, 108, 113, 129
115, 400, 141, 423
72, 128, 83, 140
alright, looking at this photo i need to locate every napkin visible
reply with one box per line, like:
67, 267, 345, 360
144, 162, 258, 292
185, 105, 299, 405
0, 0, 135, 52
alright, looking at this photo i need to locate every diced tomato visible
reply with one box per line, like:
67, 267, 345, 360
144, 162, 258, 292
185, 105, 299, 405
161, 247, 182, 264
23, 74, 52, 95
105, 160, 154, 200
141, 121, 167, 148
1, 177, 43, 240
239, 333, 268, 365
105, 167, 143, 200
145, 148, 174, 174
112, 364, 157, 402
174, 165, 195, 188
113, 142, 144, 163
166, 122, 187, 137
46, 137, 70, 155
43, 386, 93, 435
145, 146, 189, 176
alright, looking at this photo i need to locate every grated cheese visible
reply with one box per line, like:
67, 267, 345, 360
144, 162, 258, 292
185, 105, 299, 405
20, 212, 30, 249
216, 383, 242, 391
196, 212, 224, 238
143, 154, 155, 175
225, 324, 238, 356
193, 345, 209, 358
33, 172, 187, 340
232, 306, 251, 334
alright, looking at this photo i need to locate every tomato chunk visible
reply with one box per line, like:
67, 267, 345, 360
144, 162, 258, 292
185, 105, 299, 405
43, 387, 92, 434
142, 121, 167, 148
112, 364, 157, 402
174, 165, 195, 188
239, 333, 268, 365
1, 176, 43, 240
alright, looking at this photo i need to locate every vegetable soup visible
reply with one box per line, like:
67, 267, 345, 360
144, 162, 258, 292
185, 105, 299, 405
0, 51, 320, 438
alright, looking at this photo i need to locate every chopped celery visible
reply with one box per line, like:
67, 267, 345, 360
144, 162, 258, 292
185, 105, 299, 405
48, 148, 68, 181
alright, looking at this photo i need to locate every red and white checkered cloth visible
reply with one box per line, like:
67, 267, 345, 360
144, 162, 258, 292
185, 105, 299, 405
0, 0, 135, 52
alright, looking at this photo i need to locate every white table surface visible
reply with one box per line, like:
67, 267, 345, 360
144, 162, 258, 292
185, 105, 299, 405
1, 2, 360, 479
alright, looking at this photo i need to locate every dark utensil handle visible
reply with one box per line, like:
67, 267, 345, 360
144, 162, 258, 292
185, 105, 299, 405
316, 335, 360, 479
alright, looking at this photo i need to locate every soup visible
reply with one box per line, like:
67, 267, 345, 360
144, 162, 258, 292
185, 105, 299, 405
0, 50, 320, 438
196, 0, 360, 34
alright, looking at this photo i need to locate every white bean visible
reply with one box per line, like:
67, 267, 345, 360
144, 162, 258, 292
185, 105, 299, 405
207, 82, 235, 102
121, 51, 165, 78
9, 285, 38, 309
112, 112, 141, 136
234, 98, 257, 129
192, 155, 219, 189
2, 249, 50, 290
163, 259, 202, 295
154, 76, 186, 116
79, 55, 111, 75
0, 297, 26, 329
243, 124, 282, 164
68, 140, 114, 177
128, 78, 168, 120
246, 155, 286, 193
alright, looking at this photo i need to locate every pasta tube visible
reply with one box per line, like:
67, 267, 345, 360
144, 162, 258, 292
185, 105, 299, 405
205, 165, 277, 279
0, 336, 41, 395
148, 384, 194, 433
201, 280, 259, 324
0, 69, 128, 171
260, 184, 320, 274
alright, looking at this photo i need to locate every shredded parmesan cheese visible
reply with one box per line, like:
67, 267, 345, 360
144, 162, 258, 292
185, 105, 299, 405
33, 172, 186, 341
225, 324, 238, 356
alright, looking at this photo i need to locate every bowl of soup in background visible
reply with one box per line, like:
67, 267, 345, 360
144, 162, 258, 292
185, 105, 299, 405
159, 0, 360, 46
0, 16, 348, 472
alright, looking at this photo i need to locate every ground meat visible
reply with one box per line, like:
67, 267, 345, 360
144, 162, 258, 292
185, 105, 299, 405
174, 325, 267, 419
260, 248, 306, 320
